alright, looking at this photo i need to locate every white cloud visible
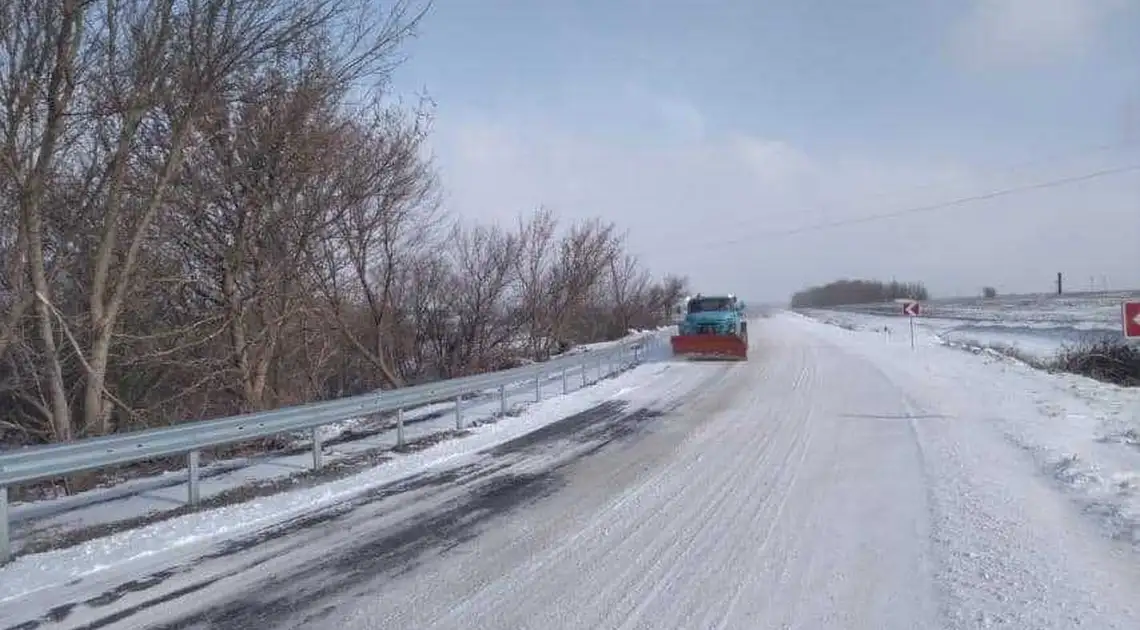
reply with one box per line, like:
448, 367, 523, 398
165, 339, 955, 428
430, 115, 1140, 302
730, 136, 814, 184
950, 0, 1132, 68
616, 85, 709, 143
653, 97, 707, 143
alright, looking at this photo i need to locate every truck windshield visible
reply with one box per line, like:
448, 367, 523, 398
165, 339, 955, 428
688, 298, 733, 313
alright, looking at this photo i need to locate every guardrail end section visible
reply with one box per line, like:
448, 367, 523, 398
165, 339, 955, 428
0, 485, 9, 564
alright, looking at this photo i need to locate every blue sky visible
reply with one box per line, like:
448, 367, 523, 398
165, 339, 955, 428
389, 0, 1140, 301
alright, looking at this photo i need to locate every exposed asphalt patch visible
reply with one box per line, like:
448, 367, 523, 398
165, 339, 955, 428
145, 472, 565, 630
72, 579, 221, 630
82, 570, 179, 608
486, 400, 632, 456
200, 459, 499, 561
193, 399, 643, 562
36, 400, 668, 630
392, 429, 472, 453
6, 461, 499, 630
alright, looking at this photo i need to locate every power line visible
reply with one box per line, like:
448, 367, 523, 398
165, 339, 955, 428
791, 138, 1139, 214
693, 162, 1140, 247
644, 138, 1140, 243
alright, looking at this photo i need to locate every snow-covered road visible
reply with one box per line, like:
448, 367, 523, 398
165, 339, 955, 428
6, 313, 1140, 629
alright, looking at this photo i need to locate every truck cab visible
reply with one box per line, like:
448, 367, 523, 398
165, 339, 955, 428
677, 294, 746, 337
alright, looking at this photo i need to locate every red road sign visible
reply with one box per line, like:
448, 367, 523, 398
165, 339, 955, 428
902, 301, 921, 317
1124, 301, 1140, 339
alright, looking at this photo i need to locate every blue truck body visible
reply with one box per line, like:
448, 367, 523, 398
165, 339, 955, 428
671, 294, 749, 360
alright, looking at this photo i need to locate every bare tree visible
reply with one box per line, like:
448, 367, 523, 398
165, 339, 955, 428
172, 72, 344, 411
0, 0, 430, 442
310, 102, 441, 388
386, 251, 452, 382
544, 218, 622, 348
443, 221, 520, 376
0, 0, 92, 441
513, 207, 558, 360
73, 0, 424, 430
604, 252, 651, 337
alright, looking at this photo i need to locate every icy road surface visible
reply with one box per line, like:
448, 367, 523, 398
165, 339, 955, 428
7, 313, 1140, 629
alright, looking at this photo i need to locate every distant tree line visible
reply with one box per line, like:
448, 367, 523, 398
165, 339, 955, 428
790, 279, 930, 308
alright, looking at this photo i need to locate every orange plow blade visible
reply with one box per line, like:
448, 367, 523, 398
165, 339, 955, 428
670, 334, 748, 360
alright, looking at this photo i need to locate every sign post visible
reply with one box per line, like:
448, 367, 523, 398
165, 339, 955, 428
902, 300, 921, 350
1123, 301, 1140, 340
1123, 301, 1139, 441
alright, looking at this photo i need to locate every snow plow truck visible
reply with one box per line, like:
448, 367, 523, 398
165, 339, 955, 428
670, 294, 749, 360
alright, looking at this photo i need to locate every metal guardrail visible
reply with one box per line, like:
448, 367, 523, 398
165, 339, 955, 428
0, 333, 666, 562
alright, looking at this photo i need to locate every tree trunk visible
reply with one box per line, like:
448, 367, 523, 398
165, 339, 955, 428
13, 0, 86, 442
24, 206, 71, 441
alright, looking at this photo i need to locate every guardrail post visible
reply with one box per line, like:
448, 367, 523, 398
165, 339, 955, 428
1, 486, 9, 564
534, 373, 541, 402
396, 408, 406, 448
498, 384, 507, 416
561, 367, 568, 394
187, 450, 201, 508
311, 427, 324, 470
454, 395, 463, 430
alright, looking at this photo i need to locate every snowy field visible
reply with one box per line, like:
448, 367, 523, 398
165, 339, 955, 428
806, 290, 1140, 364
2, 328, 671, 559
4, 312, 1140, 628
